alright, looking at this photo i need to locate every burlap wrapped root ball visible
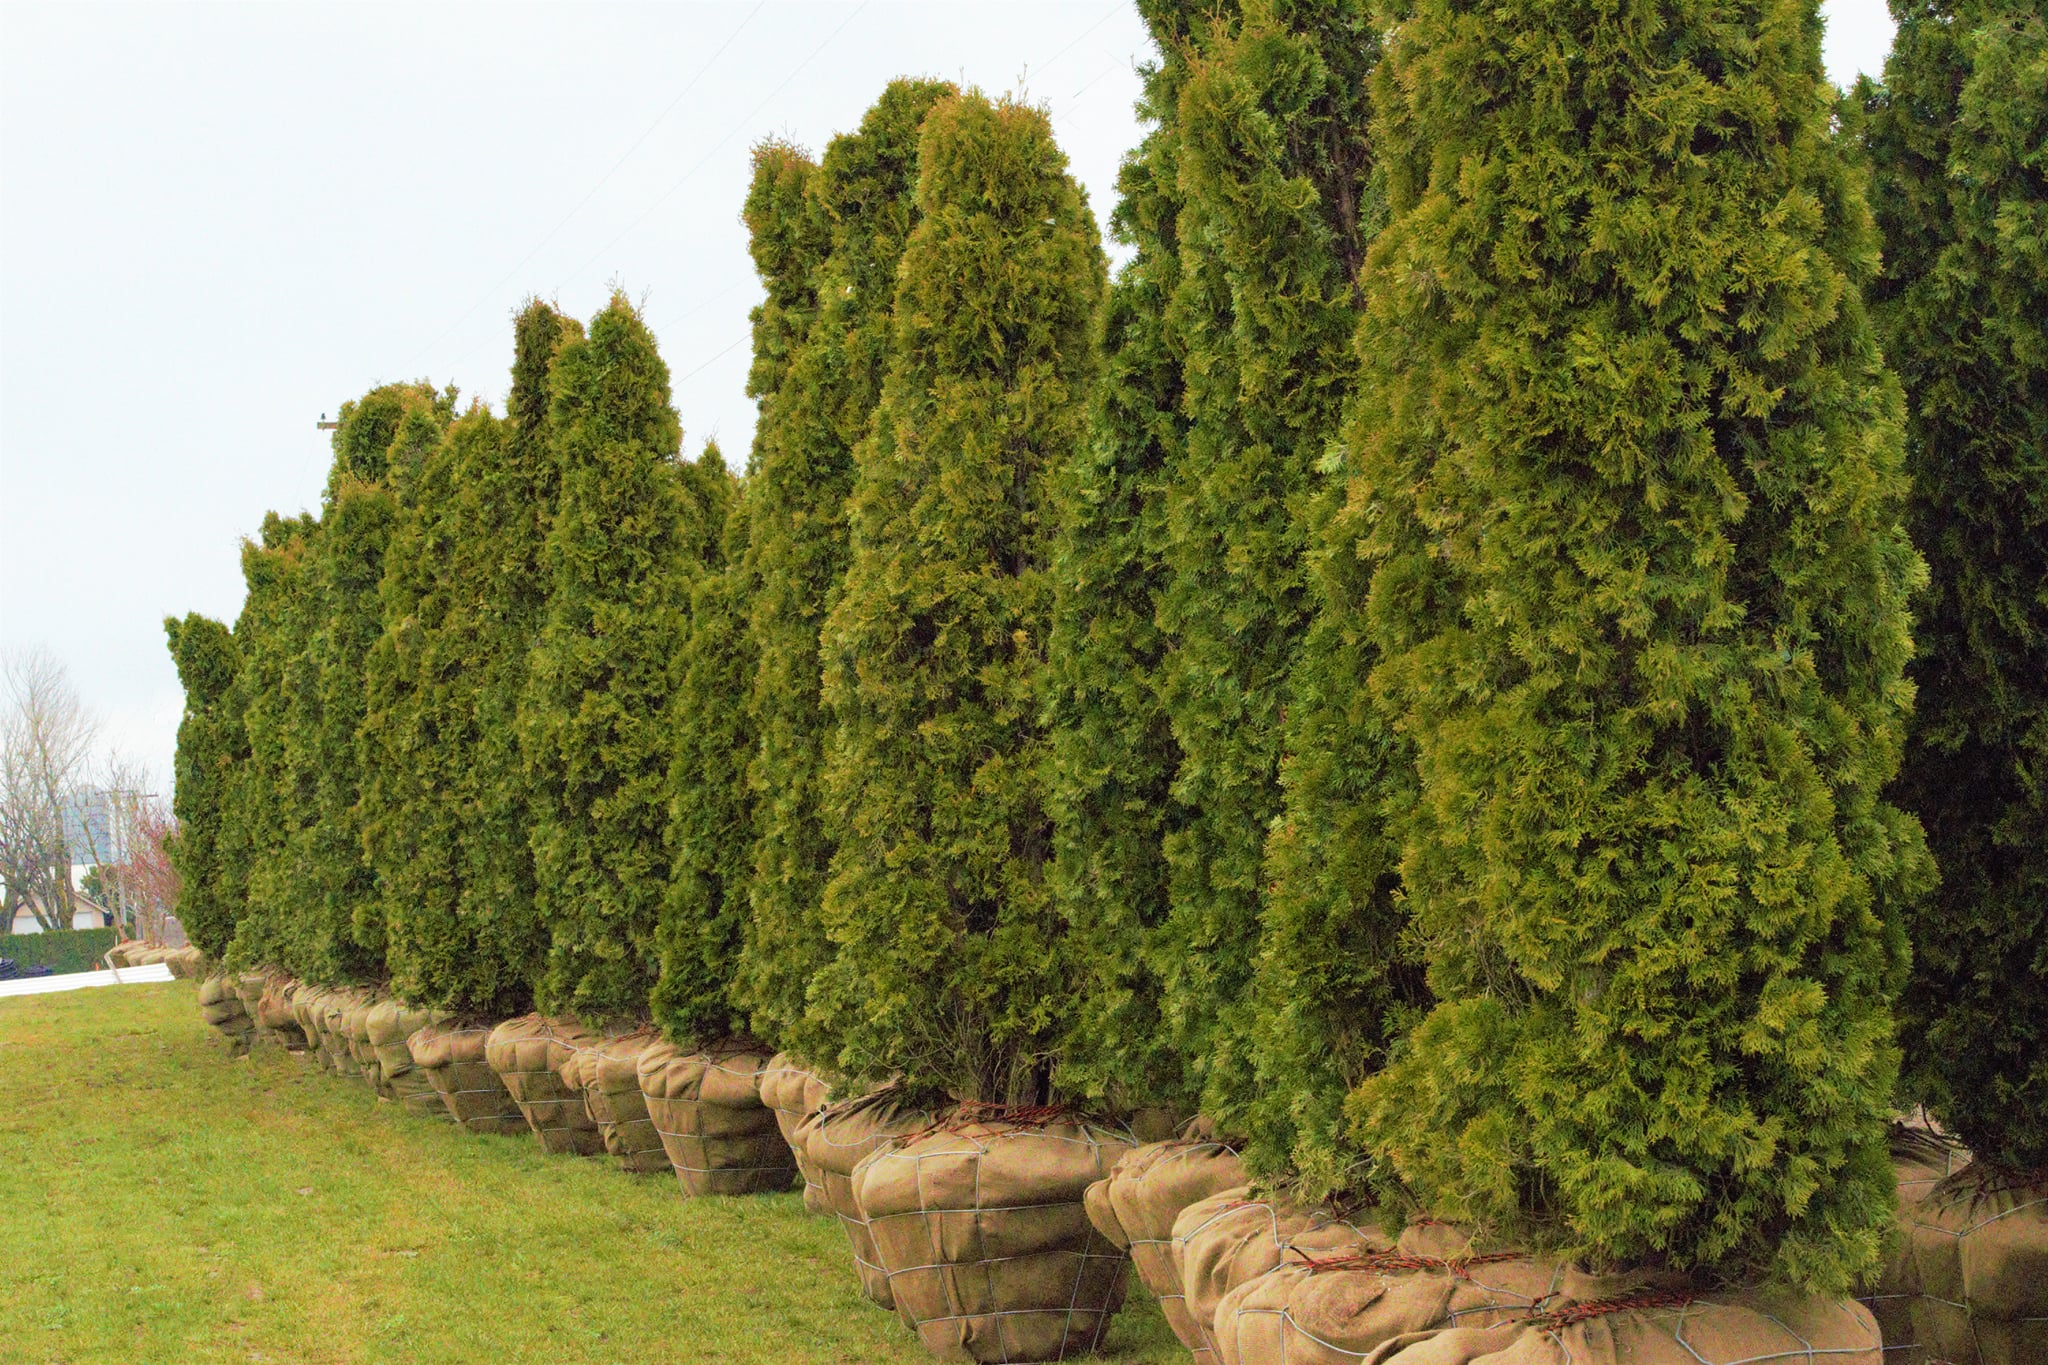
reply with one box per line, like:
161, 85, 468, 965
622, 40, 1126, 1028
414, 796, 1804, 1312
1082, 1135, 1247, 1363
255, 977, 309, 1052
233, 972, 268, 1032
407, 1021, 528, 1135
1871, 1154, 2048, 1365
798, 1087, 944, 1314
558, 1032, 669, 1174
1172, 1188, 1394, 1362
335, 991, 390, 1098
195, 970, 254, 1052
364, 1000, 448, 1120
637, 1040, 799, 1196
1357, 1289, 1880, 1365
313, 991, 363, 1078
852, 1110, 1136, 1363
759, 1052, 834, 1215
1213, 1222, 1587, 1365
166, 946, 206, 979
484, 1015, 605, 1155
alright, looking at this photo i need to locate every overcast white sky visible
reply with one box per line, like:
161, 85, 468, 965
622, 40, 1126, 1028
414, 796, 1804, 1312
0, 0, 1898, 794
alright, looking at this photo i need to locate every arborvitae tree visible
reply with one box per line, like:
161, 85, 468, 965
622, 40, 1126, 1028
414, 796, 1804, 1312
735, 80, 954, 1057
521, 293, 706, 1025
224, 512, 321, 973
163, 613, 242, 960
812, 93, 1106, 1103
1048, 12, 1193, 1112
454, 301, 583, 1015
1346, 0, 1929, 1291
299, 389, 449, 985
1864, 2, 2048, 1174
653, 448, 753, 1046
1058, 0, 1382, 1125
361, 403, 500, 1007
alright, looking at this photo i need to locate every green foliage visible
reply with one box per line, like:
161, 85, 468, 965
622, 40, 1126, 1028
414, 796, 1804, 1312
296, 388, 447, 986
223, 513, 321, 975
0, 927, 119, 974
520, 293, 704, 1025
163, 613, 242, 960
654, 450, 753, 1047
1048, 27, 1191, 1114
813, 93, 1106, 1103
1863, 1, 2048, 1172
735, 81, 954, 1057
1344, 0, 1929, 1291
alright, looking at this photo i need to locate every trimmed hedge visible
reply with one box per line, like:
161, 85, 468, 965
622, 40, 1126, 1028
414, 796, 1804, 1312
2, 928, 120, 976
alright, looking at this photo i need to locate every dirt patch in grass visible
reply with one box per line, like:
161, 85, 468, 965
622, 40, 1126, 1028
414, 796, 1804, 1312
0, 982, 1183, 1364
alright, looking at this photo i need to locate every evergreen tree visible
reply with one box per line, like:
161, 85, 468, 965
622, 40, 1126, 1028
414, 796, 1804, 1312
1345, 0, 1929, 1291
1864, 1, 2048, 1172
300, 389, 450, 985
1056, 0, 1383, 1127
735, 81, 954, 1056
456, 301, 583, 1015
812, 93, 1105, 1103
521, 293, 709, 1025
654, 448, 753, 1046
163, 613, 242, 960
361, 403, 500, 1007
223, 512, 321, 974
1048, 10, 1192, 1112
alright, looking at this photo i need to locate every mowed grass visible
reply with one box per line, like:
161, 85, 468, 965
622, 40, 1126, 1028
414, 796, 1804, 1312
0, 982, 1184, 1365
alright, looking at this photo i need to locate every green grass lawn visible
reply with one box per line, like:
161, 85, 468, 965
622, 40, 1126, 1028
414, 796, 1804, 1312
0, 982, 1184, 1365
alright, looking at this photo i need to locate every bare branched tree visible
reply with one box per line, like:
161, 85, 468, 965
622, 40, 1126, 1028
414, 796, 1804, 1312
0, 648, 100, 932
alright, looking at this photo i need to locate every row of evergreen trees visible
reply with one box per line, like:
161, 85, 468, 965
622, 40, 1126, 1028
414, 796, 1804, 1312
166, 0, 2044, 1297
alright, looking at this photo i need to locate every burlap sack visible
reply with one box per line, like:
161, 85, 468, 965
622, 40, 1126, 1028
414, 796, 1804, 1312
234, 972, 268, 1026
636, 1040, 799, 1196
798, 1086, 944, 1312
1868, 1160, 2048, 1365
335, 991, 390, 1097
312, 990, 363, 1078
1213, 1220, 1620, 1365
408, 1021, 529, 1135
1172, 1189, 1395, 1360
759, 1052, 834, 1215
484, 1015, 605, 1155
196, 970, 254, 1052
1352, 1290, 1880, 1365
364, 1000, 447, 1120
255, 977, 309, 1051
1082, 1135, 1248, 1362
558, 1031, 669, 1173
852, 1109, 1135, 1363
166, 946, 206, 979
105, 941, 141, 968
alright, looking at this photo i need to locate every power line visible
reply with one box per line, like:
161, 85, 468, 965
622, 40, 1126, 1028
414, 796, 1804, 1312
550, 1, 872, 297
406, 2, 768, 374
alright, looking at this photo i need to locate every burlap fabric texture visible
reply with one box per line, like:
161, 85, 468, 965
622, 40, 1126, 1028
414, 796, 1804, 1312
1171, 1188, 1395, 1361
315, 990, 363, 1078
760, 1052, 834, 1215
1210, 1221, 1598, 1365
558, 1031, 669, 1174
1344, 1289, 1879, 1365
365, 1000, 448, 1120
1081, 1133, 1247, 1362
166, 946, 206, 979
289, 985, 332, 1071
484, 1015, 605, 1155
798, 1086, 942, 1313
636, 1040, 799, 1195
852, 1108, 1136, 1363
335, 991, 391, 1097
254, 976, 309, 1051
233, 972, 268, 1032
1868, 1152, 2048, 1365
407, 1021, 529, 1135
195, 970, 254, 1052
